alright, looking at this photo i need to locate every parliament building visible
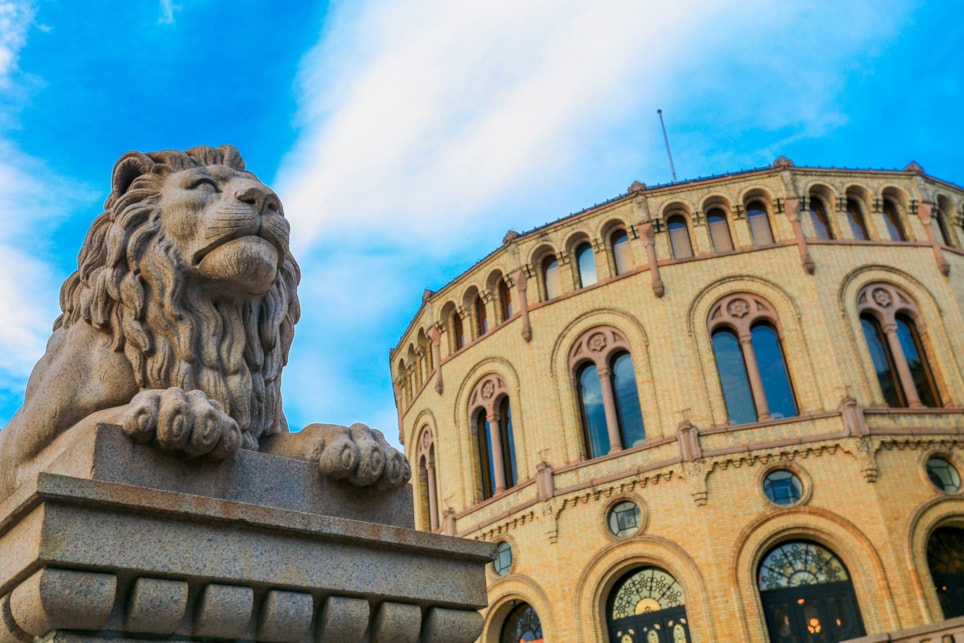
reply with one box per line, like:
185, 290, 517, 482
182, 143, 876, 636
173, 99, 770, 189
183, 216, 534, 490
390, 158, 964, 642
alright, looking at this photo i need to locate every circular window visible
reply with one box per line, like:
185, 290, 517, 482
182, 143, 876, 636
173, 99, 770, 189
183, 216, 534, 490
493, 541, 513, 576
607, 501, 642, 537
926, 457, 962, 493
763, 469, 803, 505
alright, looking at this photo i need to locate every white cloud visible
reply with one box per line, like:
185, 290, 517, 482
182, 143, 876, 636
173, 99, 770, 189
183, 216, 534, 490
0, 0, 33, 86
158, 0, 178, 25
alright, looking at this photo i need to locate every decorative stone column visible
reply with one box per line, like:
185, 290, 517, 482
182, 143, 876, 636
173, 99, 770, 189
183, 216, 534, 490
640, 222, 665, 297
784, 197, 815, 274
428, 325, 444, 394
916, 201, 951, 276
513, 269, 533, 342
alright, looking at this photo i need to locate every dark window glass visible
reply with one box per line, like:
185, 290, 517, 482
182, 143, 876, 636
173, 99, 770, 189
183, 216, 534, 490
500, 602, 542, 643
668, 215, 694, 258
846, 199, 869, 240
578, 363, 610, 458
926, 457, 961, 492
612, 352, 646, 448
476, 411, 495, 499
861, 315, 904, 407
752, 324, 797, 420
763, 469, 803, 505
475, 296, 488, 335
611, 230, 632, 274
707, 208, 734, 251
493, 541, 512, 576
576, 242, 597, 287
499, 279, 513, 321
712, 329, 757, 425
808, 198, 833, 240
747, 202, 774, 245
543, 255, 561, 299
896, 315, 940, 407
928, 527, 964, 619
608, 501, 642, 537
882, 201, 906, 241
934, 208, 952, 246
453, 314, 465, 350
500, 397, 518, 488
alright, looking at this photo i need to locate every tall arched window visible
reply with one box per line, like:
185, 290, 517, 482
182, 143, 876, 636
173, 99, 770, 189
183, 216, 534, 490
570, 327, 646, 458
475, 294, 488, 335
469, 375, 519, 499
575, 242, 598, 287
807, 197, 833, 240
857, 283, 941, 408
542, 255, 561, 300
927, 526, 964, 619
846, 198, 869, 240
611, 229, 633, 274
758, 541, 865, 643
882, 200, 906, 241
933, 206, 952, 246
498, 278, 514, 321
708, 294, 797, 425
452, 311, 465, 351
707, 208, 734, 252
667, 215, 694, 258
500, 602, 543, 643
747, 201, 775, 245
607, 567, 691, 643
416, 428, 439, 532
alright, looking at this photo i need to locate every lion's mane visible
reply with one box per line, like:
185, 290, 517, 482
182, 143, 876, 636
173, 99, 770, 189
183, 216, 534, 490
55, 145, 301, 448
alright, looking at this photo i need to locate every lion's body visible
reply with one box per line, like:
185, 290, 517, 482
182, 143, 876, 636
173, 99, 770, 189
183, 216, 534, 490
0, 146, 407, 502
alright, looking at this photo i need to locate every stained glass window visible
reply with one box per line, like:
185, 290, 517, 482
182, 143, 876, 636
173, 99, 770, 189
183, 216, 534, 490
757, 542, 849, 591
500, 602, 543, 643
611, 568, 685, 619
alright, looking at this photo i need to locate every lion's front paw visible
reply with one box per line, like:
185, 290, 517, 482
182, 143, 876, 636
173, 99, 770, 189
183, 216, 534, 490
315, 423, 411, 488
122, 388, 242, 460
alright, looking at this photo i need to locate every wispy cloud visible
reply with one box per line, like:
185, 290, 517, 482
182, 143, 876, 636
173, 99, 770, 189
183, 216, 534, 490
158, 0, 178, 25
0, 0, 33, 86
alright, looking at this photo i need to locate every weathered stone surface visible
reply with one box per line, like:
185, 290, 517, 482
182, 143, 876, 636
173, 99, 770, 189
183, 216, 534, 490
370, 602, 422, 643
421, 607, 486, 642
256, 590, 313, 642
316, 596, 370, 642
9, 568, 115, 636
193, 584, 253, 638
124, 577, 188, 634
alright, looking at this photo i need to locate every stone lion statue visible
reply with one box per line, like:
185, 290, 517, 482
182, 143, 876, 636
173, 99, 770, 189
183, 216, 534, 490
0, 145, 409, 501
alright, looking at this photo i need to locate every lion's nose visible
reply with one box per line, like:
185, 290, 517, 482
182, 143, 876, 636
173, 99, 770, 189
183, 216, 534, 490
235, 185, 279, 215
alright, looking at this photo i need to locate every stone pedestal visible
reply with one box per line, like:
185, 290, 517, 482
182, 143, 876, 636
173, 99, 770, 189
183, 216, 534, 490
0, 425, 491, 642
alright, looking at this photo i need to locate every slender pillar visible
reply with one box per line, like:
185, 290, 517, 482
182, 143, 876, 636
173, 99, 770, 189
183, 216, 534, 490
514, 269, 533, 342
640, 222, 665, 297
486, 410, 507, 493
426, 462, 439, 531
916, 201, 951, 276
739, 333, 771, 421
596, 366, 623, 453
784, 197, 815, 274
428, 326, 444, 394
883, 323, 924, 408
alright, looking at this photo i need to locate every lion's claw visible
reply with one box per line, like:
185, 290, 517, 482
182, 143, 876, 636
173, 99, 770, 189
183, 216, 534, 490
307, 423, 411, 488
122, 387, 242, 460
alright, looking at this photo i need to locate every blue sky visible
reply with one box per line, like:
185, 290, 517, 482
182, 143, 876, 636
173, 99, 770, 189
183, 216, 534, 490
0, 0, 962, 448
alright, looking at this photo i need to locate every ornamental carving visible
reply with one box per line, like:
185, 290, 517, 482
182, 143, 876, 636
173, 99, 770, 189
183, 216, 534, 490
727, 299, 750, 318
856, 282, 921, 326
469, 374, 509, 417
588, 333, 608, 352
481, 381, 496, 400
707, 293, 779, 335
872, 288, 892, 307
568, 326, 633, 373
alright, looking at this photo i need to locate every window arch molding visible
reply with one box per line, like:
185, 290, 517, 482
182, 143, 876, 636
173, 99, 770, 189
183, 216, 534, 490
904, 491, 964, 623
568, 325, 647, 456
707, 293, 798, 423
415, 425, 440, 532
700, 196, 736, 253
482, 579, 556, 643
856, 282, 942, 408
468, 373, 520, 498
529, 244, 562, 302
565, 232, 599, 289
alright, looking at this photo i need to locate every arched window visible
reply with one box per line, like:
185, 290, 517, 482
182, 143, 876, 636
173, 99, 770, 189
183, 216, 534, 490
708, 294, 797, 425
707, 208, 734, 252
846, 198, 869, 240
499, 278, 514, 321
542, 255, 561, 300
475, 294, 488, 336
747, 201, 775, 245
857, 283, 941, 408
927, 526, 964, 619
500, 602, 543, 643
452, 312, 465, 351
607, 567, 691, 643
933, 206, 952, 246
882, 200, 906, 241
575, 242, 598, 287
611, 229, 633, 275
570, 327, 646, 458
469, 375, 519, 499
758, 541, 865, 643
416, 428, 439, 532
807, 197, 833, 240
667, 215, 694, 258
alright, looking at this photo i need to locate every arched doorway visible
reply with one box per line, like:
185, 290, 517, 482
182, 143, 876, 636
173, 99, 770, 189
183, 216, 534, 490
758, 541, 865, 642
606, 567, 691, 642
927, 526, 964, 618
500, 601, 543, 643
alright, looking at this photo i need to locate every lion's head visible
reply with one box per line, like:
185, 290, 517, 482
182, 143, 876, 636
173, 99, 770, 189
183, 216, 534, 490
56, 145, 301, 448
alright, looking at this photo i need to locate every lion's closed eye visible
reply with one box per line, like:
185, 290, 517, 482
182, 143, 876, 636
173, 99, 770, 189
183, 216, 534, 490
189, 177, 220, 193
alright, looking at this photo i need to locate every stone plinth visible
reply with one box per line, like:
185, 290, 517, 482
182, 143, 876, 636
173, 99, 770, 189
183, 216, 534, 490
0, 424, 491, 642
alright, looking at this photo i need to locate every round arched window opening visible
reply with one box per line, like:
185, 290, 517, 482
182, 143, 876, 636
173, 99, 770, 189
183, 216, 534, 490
499, 602, 543, 643
926, 457, 961, 493
607, 501, 642, 538
763, 469, 803, 506
493, 541, 513, 576
607, 567, 691, 642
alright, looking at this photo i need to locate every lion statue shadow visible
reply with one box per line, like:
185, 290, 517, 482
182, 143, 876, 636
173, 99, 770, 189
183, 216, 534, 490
0, 145, 409, 503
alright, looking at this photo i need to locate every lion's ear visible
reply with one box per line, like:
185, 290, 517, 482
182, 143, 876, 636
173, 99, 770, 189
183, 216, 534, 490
112, 152, 156, 198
